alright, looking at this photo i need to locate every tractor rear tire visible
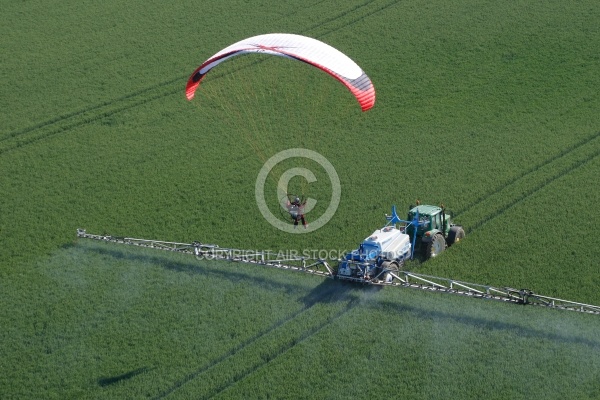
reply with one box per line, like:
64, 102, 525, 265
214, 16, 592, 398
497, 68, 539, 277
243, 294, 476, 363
447, 226, 465, 246
426, 234, 447, 259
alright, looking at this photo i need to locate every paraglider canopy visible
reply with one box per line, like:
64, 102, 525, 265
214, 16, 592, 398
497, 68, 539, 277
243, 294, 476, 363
186, 33, 375, 111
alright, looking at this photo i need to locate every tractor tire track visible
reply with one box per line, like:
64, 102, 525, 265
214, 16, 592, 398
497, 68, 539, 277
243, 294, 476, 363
0, 76, 183, 143
307, 0, 402, 40
207, 298, 359, 400
0, 83, 183, 156
454, 130, 600, 219
1, 0, 392, 157
460, 131, 600, 234
151, 301, 318, 400
153, 287, 357, 400
303, 0, 381, 35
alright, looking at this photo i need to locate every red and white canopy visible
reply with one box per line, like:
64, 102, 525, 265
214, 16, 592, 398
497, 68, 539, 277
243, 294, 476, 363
186, 33, 375, 111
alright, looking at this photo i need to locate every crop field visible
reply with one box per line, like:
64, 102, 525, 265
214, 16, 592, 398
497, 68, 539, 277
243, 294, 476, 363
1, 0, 599, 398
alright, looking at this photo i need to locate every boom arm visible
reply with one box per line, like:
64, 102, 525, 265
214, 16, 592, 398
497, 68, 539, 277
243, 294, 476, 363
76, 229, 600, 316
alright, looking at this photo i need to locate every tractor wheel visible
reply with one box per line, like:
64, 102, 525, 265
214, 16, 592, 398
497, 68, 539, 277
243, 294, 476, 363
426, 234, 447, 259
379, 261, 400, 283
447, 226, 465, 246
388, 261, 401, 273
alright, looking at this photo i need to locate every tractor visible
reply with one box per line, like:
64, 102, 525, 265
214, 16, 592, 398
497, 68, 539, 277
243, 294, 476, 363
336, 203, 464, 283
399, 203, 465, 260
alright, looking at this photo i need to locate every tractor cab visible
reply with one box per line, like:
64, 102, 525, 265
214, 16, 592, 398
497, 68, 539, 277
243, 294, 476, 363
402, 203, 464, 259
406, 204, 450, 237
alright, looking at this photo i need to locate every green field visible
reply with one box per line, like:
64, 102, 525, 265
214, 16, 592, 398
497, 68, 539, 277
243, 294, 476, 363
1, 0, 599, 398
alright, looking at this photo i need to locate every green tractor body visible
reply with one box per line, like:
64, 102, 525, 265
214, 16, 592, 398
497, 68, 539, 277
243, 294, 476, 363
405, 204, 465, 259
